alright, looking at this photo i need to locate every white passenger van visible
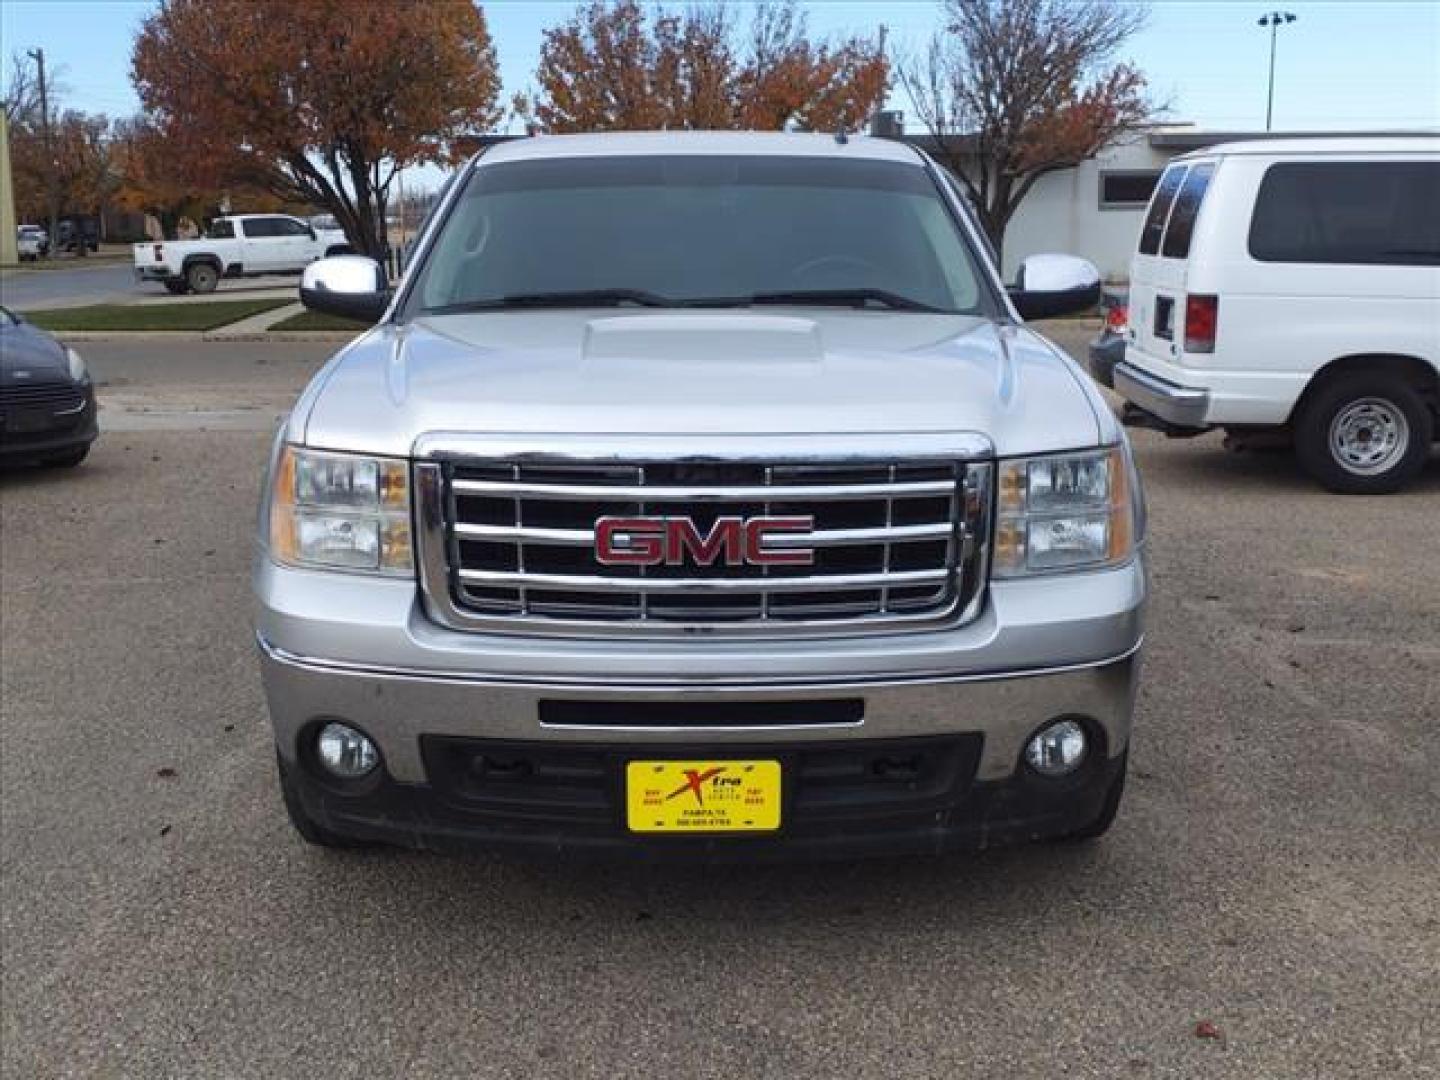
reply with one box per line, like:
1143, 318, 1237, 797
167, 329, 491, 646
1112, 137, 1438, 493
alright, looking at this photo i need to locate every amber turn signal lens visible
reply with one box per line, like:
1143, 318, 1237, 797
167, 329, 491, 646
268, 445, 412, 576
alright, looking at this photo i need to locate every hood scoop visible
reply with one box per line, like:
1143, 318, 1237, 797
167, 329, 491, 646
582, 314, 822, 366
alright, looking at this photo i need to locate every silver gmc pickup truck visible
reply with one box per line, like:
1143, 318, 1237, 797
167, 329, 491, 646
256, 132, 1146, 859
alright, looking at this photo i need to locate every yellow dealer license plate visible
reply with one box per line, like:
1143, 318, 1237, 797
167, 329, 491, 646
626, 760, 782, 833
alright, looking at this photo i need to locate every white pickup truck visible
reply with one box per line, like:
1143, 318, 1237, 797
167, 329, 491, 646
133, 214, 351, 294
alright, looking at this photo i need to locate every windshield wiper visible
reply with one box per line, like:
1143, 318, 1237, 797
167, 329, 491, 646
744, 288, 945, 313
423, 287, 949, 315
425, 289, 677, 313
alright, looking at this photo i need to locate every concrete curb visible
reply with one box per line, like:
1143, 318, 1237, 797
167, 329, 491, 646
54, 330, 361, 344
204, 331, 360, 343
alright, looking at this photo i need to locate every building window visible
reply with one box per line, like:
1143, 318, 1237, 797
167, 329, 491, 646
1100, 170, 1162, 210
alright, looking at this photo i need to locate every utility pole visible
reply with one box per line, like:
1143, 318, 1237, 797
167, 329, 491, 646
1257, 12, 1297, 133
868, 23, 889, 135
27, 48, 59, 257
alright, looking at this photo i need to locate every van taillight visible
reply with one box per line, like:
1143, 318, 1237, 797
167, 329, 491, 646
1105, 303, 1128, 332
1184, 294, 1218, 353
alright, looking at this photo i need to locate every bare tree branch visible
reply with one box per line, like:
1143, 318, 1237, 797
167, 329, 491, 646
899, 0, 1156, 264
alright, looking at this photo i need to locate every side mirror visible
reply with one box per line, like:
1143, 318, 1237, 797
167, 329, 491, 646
299, 255, 389, 323
1008, 254, 1101, 321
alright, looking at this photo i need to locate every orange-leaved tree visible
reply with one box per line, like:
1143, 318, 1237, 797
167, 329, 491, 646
110, 117, 278, 238
527, 0, 887, 134
8, 109, 114, 227
900, 0, 1155, 263
131, 0, 501, 257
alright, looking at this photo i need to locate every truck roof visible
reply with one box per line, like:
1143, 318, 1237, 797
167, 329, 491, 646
477, 130, 927, 167
1176, 134, 1439, 160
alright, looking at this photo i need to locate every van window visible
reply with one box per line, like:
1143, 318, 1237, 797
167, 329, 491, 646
1138, 165, 1185, 255
1248, 162, 1440, 266
1159, 163, 1214, 258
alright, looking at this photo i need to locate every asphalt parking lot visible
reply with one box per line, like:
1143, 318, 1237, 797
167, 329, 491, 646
0, 261, 308, 311
3, 331, 1437, 1078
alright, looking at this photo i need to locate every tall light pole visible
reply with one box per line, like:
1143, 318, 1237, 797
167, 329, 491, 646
1257, 12, 1297, 132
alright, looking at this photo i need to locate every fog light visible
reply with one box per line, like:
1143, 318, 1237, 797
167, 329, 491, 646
1025, 719, 1088, 777
316, 722, 379, 779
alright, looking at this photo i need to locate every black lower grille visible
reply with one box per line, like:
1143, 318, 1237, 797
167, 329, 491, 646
419, 736, 984, 834
538, 699, 864, 728
0, 384, 85, 412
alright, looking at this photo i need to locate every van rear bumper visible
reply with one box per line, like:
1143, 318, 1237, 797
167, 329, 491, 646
1117, 344, 1316, 426
1114, 362, 1211, 428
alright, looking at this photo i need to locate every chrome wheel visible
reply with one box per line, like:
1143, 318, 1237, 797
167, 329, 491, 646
1328, 397, 1410, 476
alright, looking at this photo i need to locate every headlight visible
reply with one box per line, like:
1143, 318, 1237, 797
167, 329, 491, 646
65, 347, 88, 383
993, 446, 1135, 576
268, 446, 412, 575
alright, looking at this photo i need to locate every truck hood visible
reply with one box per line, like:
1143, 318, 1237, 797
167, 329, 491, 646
298, 309, 1104, 459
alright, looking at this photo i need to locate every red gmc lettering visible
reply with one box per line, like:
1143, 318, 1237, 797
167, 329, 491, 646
594, 517, 664, 565
668, 518, 744, 566
595, 516, 814, 567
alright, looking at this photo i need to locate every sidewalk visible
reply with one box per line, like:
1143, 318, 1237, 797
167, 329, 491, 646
204, 301, 306, 338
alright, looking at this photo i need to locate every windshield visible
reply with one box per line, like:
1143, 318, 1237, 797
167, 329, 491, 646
407, 155, 991, 315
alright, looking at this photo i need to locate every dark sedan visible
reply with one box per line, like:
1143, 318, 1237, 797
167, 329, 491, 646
1086, 289, 1129, 390
0, 307, 97, 468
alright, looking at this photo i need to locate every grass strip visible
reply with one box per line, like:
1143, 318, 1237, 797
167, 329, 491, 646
20, 299, 292, 332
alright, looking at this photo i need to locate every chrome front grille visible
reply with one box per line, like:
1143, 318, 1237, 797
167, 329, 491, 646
415, 435, 992, 637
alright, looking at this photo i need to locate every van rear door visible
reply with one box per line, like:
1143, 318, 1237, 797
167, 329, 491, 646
1128, 160, 1217, 361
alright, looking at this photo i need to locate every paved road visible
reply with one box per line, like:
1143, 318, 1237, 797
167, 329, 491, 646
0, 263, 305, 311
2, 334, 1437, 1078
0, 262, 137, 310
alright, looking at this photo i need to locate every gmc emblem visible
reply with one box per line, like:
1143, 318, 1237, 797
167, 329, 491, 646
595, 516, 815, 567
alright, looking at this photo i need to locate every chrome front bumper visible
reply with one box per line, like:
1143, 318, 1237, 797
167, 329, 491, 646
260, 636, 1140, 786
255, 555, 1145, 785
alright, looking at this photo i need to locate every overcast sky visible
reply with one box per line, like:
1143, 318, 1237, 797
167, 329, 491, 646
5, 0, 1437, 187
